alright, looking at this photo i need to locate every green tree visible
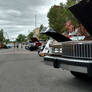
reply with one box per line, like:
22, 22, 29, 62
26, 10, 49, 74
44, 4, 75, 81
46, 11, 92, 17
27, 32, 34, 40
47, 0, 79, 33
4, 39, 10, 44
66, 0, 77, 6
39, 24, 44, 32
65, 0, 79, 26
16, 34, 27, 43
0, 29, 5, 43
38, 25, 49, 40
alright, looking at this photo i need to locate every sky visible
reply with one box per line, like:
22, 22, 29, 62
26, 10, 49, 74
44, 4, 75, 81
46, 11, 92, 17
0, 0, 66, 41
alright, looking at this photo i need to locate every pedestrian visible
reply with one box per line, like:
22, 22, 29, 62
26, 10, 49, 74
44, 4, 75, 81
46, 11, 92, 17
17, 44, 19, 48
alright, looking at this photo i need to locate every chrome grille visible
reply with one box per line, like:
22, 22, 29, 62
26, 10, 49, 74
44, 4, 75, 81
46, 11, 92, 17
62, 42, 92, 59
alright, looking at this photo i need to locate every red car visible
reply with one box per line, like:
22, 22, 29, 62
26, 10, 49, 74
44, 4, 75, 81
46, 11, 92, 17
28, 37, 42, 51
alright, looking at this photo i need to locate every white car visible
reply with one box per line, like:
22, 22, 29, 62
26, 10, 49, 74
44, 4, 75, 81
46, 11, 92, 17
40, 39, 53, 56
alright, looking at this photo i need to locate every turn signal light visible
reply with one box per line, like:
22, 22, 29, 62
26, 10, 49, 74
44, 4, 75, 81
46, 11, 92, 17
41, 53, 45, 57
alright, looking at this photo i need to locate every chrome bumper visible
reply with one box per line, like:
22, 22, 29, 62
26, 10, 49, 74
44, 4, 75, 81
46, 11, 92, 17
60, 64, 87, 73
44, 56, 92, 74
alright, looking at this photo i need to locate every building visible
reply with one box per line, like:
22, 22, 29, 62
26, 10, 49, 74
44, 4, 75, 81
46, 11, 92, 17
33, 27, 40, 39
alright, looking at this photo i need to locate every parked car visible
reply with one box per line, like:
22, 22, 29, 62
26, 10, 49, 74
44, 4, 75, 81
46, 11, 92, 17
38, 45, 45, 56
38, 39, 53, 56
43, 0, 92, 78
25, 45, 29, 50
0, 43, 8, 49
6, 44, 13, 48
38, 27, 71, 57
38, 40, 46, 56
28, 37, 42, 51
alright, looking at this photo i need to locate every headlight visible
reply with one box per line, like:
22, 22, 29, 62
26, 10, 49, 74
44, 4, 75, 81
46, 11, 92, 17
41, 53, 45, 57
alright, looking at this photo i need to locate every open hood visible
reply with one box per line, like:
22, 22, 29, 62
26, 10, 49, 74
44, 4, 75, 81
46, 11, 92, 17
40, 27, 71, 42
31, 37, 39, 42
69, 0, 92, 35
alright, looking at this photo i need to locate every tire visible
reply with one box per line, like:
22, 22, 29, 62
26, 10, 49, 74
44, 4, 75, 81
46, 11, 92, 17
29, 47, 35, 51
38, 51, 41, 56
71, 71, 88, 79
53, 61, 60, 68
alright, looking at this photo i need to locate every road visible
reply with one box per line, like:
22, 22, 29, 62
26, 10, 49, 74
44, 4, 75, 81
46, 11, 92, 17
0, 48, 92, 92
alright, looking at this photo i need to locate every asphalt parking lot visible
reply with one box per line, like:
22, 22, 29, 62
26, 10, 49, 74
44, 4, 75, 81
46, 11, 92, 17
0, 48, 92, 92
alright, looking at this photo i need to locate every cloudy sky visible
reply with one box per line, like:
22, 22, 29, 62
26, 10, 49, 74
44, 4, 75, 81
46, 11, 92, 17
0, 0, 66, 40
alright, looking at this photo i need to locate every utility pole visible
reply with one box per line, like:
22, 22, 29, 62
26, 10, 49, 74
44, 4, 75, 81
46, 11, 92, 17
5, 32, 9, 40
35, 15, 37, 28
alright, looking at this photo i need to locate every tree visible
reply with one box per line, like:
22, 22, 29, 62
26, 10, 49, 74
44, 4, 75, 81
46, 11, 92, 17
16, 34, 27, 48
39, 24, 44, 32
16, 34, 27, 43
66, 0, 77, 6
4, 39, 10, 44
0, 29, 5, 43
38, 25, 49, 40
47, 0, 79, 34
27, 32, 34, 40
65, 0, 79, 26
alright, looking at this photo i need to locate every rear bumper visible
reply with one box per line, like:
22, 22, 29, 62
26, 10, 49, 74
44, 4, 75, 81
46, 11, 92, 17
44, 56, 92, 76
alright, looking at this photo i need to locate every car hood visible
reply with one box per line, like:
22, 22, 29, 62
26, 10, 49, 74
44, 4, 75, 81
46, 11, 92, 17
31, 37, 39, 42
40, 27, 71, 42
69, 0, 92, 35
